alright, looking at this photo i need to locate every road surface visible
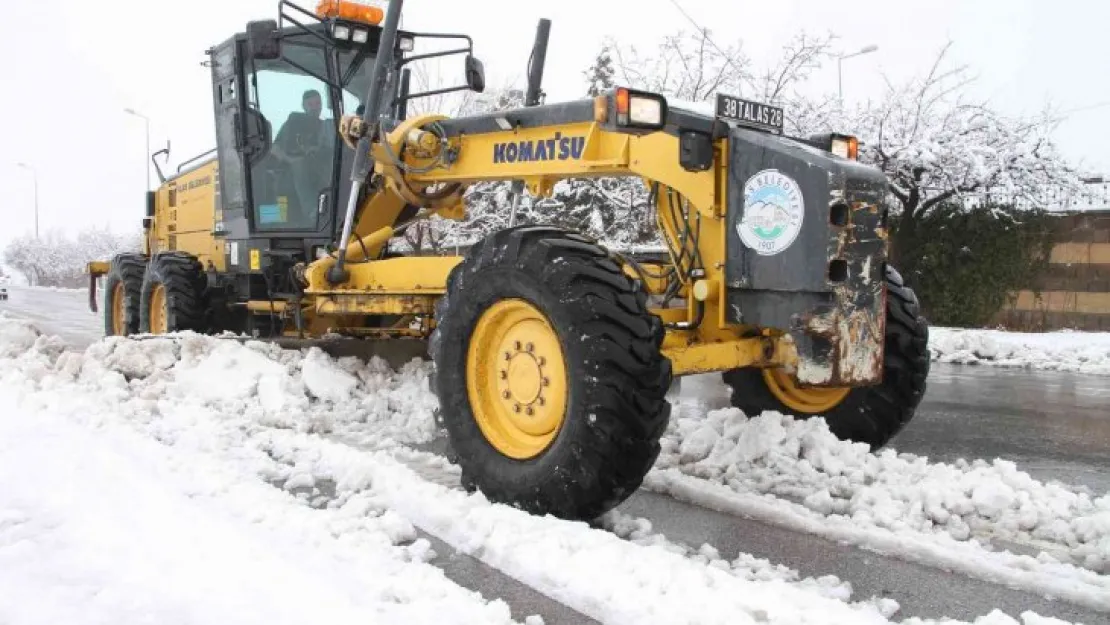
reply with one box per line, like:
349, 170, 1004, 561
2, 285, 1107, 624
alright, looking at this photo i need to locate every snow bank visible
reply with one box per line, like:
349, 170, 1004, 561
652, 400, 1110, 610
0, 367, 520, 623
0, 317, 1082, 624
929, 327, 1110, 376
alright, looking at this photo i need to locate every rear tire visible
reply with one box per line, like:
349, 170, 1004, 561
139, 252, 209, 335
722, 264, 930, 449
103, 253, 147, 336
431, 225, 672, 521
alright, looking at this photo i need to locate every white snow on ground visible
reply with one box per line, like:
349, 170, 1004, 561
929, 327, 1110, 375
0, 313, 1080, 625
597, 510, 862, 605
650, 390, 1110, 612
0, 359, 521, 623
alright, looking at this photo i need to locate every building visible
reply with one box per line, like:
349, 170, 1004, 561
995, 207, 1110, 331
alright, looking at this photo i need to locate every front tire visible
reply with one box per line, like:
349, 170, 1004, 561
722, 264, 930, 449
103, 253, 147, 336
139, 252, 209, 335
431, 226, 672, 520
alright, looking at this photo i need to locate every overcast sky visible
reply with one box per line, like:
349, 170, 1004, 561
1, 0, 1106, 249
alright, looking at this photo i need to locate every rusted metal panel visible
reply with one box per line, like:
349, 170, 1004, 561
723, 127, 889, 387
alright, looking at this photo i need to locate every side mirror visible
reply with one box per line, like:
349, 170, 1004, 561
465, 55, 486, 93
247, 20, 281, 60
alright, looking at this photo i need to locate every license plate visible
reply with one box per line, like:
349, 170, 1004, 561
716, 94, 784, 134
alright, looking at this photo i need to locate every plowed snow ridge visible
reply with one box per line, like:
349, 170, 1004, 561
929, 327, 1110, 375
0, 313, 1102, 624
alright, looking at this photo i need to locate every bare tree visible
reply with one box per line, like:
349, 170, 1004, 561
3, 226, 140, 288
843, 44, 1080, 262
750, 32, 836, 104
609, 31, 1081, 266
610, 29, 749, 103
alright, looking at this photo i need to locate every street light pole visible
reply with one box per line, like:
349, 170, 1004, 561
124, 107, 151, 190
837, 44, 879, 102
16, 162, 38, 239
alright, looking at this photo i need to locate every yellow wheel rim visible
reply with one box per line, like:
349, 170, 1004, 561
149, 284, 168, 334
763, 368, 851, 414
466, 299, 568, 460
111, 283, 126, 335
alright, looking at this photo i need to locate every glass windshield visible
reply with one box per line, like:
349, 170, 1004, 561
245, 37, 369, 232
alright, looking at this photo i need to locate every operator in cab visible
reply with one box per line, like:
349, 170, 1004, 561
271, 89, 332, 221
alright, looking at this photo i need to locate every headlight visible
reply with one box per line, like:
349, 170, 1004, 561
333, 24, 351, 40
352, 28, 369, 44
830, 135, 859, 160
629, 96, 662, 126
611, 87, 668, 130
399, 36, 415, 52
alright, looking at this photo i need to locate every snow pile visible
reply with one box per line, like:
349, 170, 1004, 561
0, 317, 1083, 625
657, 407, 1110, 573
929, 327, 1110, 375
259, 429, 1046, 625
649, 404, 1110, 610
599, 511, 856, 604
0, 374, 521, 623
0, 324, 442, 446
0, 312, 49, 359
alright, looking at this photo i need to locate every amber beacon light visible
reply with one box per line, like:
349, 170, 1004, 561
315, 0, 385, 25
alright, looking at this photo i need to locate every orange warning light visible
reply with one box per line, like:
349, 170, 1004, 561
316, 0, 384, 26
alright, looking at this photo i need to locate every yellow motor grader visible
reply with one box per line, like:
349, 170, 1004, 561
87, 0, 929, 521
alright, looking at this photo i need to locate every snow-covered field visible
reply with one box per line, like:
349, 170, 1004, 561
930, 327, 1110, 376
0, 311, 1106, 624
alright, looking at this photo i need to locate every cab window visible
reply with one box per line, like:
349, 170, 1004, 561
244, 42, 361, 231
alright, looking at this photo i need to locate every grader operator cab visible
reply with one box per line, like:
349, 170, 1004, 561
88, 0, 929, 522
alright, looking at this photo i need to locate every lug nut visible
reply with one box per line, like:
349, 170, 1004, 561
525, 407, 534, 416
526, 343, 534, 352
513, 404, 522, 413
538, 356, 546, 366
542, 377, 550, 387
504, 352, 512, 361
502, 390, 511, 399
514, 341, 522, 351
537, 397, 546, 406
500, 370, 508, 380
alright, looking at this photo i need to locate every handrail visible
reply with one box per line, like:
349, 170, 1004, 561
177, 148, 217, 173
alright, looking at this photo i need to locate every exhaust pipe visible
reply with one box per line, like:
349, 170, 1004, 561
509, 18, 552, 228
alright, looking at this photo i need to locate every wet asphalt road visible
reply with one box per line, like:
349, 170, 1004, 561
3, 286, 1108, 623
897, 363, 1110, 495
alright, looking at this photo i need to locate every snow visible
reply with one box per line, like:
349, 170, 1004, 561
598, 510, 855, 602
0, 380, 520, 625
652, 398, 1110, 611
0, 315, 1101, 624
929, 327, 1110, 375
2, 226, 138, 289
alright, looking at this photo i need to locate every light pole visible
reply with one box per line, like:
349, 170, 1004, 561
124, 107, 151, 190
838, 44, 878, 102
16, 162, 39, 239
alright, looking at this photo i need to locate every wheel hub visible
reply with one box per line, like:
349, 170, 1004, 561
467, 299, 567, 459
506, 352, 543, 405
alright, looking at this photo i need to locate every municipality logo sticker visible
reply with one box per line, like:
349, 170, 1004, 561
739, 169, 804, 256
